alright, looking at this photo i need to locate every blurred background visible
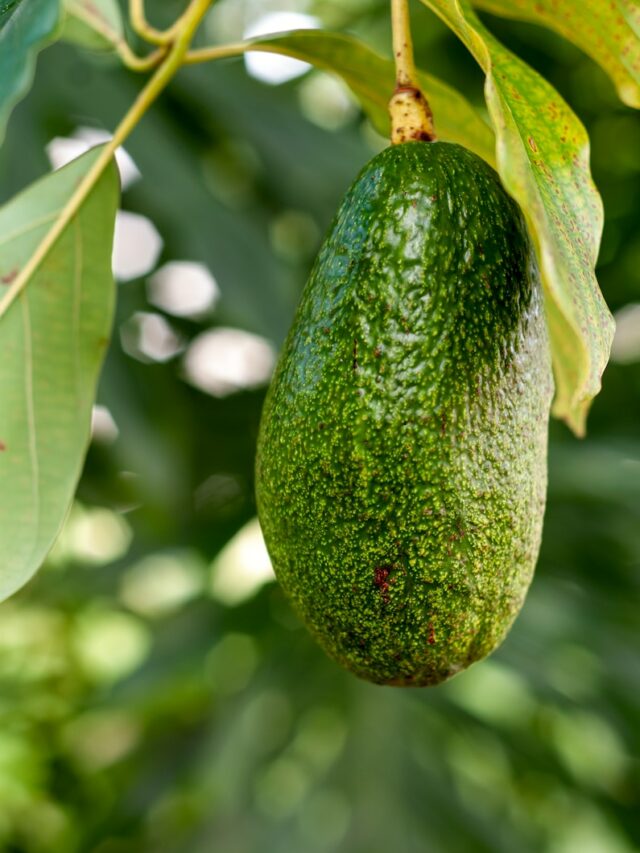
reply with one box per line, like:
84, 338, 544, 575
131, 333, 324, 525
0, 0, 639, 850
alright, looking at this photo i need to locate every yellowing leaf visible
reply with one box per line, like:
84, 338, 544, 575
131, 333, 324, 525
421, 0, 615, 435
474, 0, 640, 108
0, 148, 119, 600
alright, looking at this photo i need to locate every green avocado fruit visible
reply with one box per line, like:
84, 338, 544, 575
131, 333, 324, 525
256, 140, 553, 686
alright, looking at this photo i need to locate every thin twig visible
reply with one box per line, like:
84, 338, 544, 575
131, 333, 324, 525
0, 0, 213, 318
130, 0, 171, 45
69, 0, 166, 71
391, 0, 418, 88
388, 0, 435, 143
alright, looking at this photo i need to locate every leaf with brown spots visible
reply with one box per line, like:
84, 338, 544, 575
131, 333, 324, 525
1, 269, 18, 285
420, 0, 615, 435
0, 147, 118, 601
474, 0, 640, 108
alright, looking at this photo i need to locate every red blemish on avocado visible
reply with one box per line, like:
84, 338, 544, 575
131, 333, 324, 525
374, 565, 392, 604
1, 269, 18, 284
427, 623, 436, 645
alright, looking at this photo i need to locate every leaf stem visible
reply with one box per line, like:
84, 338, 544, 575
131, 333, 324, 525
388, 0, 435, 143
129, 0, 170, 45
391, 0, 419, 88
184, 40, 272, 63
130, 0, 220, 47
0, 0, 213, 319
68, 0, 167, 71
117, 40, 167, 72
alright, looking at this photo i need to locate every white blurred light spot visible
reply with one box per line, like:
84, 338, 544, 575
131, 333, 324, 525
183, 327, 275, 397
63, 710, 141, 771
46, 126, 141, 190
549, 709, 628, 792
298, 790, 351, 849
445, 660, 535, 726
120, 312, 183, 363
610, 303, 640, 364
47, 137, 88, 170
120, 552, 204, 618
91, 405, 119, 445
206, 633, 258, 695
244, 13, 320, 84
66, 504, 132, 566
73, 609, 151, 683
148, 261, 220, 318
255, 756, 311, 819
112, 211, 163, 282
270, 209, 319, 262
298, 72, 358, 131
210, 517, 275, 606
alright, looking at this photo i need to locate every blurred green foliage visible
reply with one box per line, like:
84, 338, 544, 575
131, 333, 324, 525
0, 1, 638, 851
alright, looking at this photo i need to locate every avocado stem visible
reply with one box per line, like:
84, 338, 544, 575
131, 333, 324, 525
389, 0, 435, 144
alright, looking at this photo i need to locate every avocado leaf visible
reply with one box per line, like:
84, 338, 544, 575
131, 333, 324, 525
420, 0, 615, 436
0, 0, 60, 144
474, 0, 640, 109
0, 147, 119, 601
197, 29, 496, 166
62, 0, 123, 52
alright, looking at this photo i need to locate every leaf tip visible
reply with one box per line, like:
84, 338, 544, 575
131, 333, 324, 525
552, 397, 588, 439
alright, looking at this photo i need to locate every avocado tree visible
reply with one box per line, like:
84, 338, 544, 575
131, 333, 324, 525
0, 1, 636, 647
0, 1, 639, 850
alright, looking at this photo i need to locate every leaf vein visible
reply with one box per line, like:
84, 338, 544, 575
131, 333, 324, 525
73, 216, 82, 407
21, 292, 40, 562
0, 209, 60, 248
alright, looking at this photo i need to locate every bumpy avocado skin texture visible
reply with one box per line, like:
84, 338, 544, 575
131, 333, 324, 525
256, 141, 553, 686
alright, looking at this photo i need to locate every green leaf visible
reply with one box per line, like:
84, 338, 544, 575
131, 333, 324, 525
474, 0, 640, 108
219, 29, 495, 165
420, 0, 614, 435
0, 147, 119, 600
0, 0, 60, 144
62, 0, 123, 52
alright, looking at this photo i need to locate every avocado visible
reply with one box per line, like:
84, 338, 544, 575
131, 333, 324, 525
255, 140, 553, 686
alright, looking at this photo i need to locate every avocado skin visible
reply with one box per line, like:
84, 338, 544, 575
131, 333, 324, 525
256, 141, 553, 686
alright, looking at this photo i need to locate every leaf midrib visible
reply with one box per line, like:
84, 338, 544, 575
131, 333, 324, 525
21, 293, 40, 572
